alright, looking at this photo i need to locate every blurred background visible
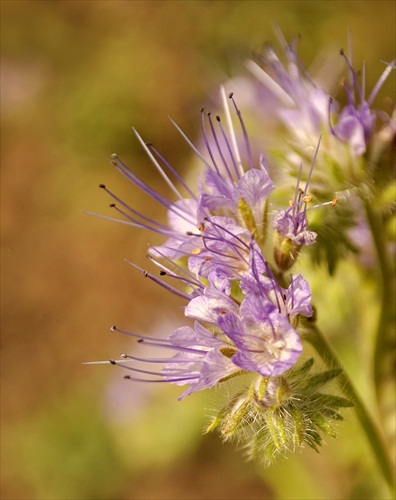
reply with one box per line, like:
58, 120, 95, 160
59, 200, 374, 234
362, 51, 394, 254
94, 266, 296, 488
1, 1, 395, 499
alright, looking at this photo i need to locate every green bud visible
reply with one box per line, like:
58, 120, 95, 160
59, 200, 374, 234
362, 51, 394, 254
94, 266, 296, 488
207, 359, 353, 465
220, 393, 253, 439
273, 232, 300, 272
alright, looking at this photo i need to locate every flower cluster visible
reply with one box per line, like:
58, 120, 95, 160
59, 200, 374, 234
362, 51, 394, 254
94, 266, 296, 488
89, 88, 352, 463
245, 31, 395, 172
239, 32, 395, 273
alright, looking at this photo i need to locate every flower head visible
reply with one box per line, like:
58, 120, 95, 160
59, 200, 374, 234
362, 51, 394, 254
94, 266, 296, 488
86, 84, 350, 466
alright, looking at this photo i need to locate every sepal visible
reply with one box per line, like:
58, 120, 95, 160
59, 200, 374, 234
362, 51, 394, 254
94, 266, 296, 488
205, 358, 354, 465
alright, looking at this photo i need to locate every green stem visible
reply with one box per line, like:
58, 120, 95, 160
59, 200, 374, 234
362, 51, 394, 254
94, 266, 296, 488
364, 201, 396, 413
302, 321, 395, 494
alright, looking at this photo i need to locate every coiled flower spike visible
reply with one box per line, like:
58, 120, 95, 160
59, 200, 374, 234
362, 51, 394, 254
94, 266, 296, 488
86, 89, 353, 466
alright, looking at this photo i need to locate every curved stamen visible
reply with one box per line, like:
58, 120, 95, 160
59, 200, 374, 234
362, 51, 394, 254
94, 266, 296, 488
216, 115, 240, 181
133, 128, 185, 201
207, 112, 234, 182
125, 260, 193, 300
367, 59, 395, 106
146, 142, 198, 200
228, 93, 255, 171
201, 107, 221, 175
99, 184, 169, 230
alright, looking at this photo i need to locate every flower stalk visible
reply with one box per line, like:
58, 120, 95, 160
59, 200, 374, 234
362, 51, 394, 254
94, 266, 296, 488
301, 319, 395, 493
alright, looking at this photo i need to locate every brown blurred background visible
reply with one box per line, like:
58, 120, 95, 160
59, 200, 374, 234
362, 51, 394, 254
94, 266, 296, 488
1, 1, 395, 499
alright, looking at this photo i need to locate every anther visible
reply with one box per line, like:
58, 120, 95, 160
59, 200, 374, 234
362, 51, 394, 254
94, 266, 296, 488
216, 115, 221, 122
110, 325, 117, 332
99, 184, 106, 189
332, 198, 339, 207
109, 203, 116, 208
124, 375, 131, 379
111, 153, 118, 159
228, 92, 234, 98
303, 195, 312, 203
109, 359, 116, 365
160, 271, 166, 276
120, 353, 128, 359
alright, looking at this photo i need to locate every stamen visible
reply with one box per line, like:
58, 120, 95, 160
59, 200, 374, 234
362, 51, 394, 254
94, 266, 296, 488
228, 93, 255, 171
133, 128, 184, 201
146, 142, 198, 200
99, 184, 169, 230
110, 325, 170, 343
207, 112, 234, 182
367, 59, 395, 106
123, 375, 198, 383
216, 114, 240, 180
201, 107, 221, 175
169, 115, 213, 170
302, 135, 322, 197
125, 260, 193, 300
339, 48, 363, 104
220, 86, 244, 178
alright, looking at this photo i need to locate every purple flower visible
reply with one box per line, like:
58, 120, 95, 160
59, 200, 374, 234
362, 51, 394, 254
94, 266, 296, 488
218, 295, 302, 377
198, 155, 274, 242
241, 270, 313, 320
89, 88, 316, 402
106, 322, 240, 401
273, 208, 317, 246
185, 285, 240, 325
247, 33, 394, 159
187, 216, 253, 279
329, 50, 395, 156
272, 149, 320, 271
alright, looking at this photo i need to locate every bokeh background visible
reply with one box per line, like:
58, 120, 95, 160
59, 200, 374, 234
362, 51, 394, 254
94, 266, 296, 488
2, 1, 395, 499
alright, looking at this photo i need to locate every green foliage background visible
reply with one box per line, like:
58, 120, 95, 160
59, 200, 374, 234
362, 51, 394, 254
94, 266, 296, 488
1, 1, 395, 499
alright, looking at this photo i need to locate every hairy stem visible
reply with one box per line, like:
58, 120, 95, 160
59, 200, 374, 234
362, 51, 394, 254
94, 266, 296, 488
302, 321, 395, 494
364, 201, 396, 420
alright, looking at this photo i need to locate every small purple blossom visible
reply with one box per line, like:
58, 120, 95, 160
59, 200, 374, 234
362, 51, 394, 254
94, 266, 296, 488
218, 296, 302, 377
330, 50, 395, 155
90, 89, 318, 402
273, 208, 317, 246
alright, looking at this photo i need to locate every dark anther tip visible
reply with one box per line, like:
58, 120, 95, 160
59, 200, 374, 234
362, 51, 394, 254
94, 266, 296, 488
228, 92, 234, 98
109, 203, 116, 208
200, 107, 205, 113
160, 271, 166, 276
109, 359, 116, 365
339, 48, 345, 56
99, 184, 106, 189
